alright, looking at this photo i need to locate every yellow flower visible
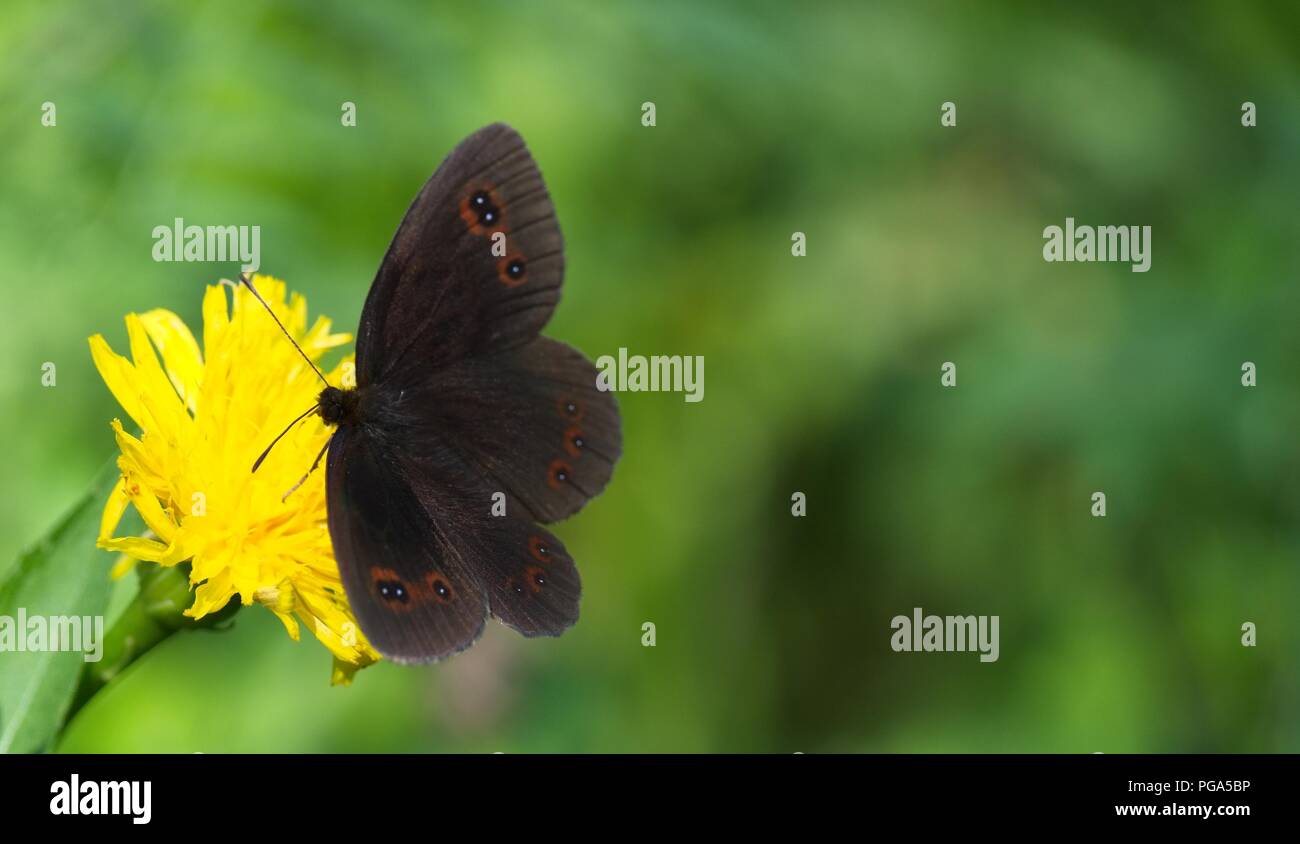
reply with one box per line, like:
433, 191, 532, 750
89, 275, 381, 684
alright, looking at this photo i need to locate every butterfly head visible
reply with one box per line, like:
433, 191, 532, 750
317, 385, 361, 427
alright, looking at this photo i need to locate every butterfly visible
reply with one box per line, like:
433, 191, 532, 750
246, 124, 621, 663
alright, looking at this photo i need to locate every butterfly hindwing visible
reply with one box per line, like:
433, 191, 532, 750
356, 123, 565, 386
476, 520, 581, 637
395, 336, 622, 524
326, 424, 488, 663
362, 443, 584, 638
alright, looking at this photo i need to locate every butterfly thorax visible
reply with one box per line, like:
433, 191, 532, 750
317, 385, 362, 427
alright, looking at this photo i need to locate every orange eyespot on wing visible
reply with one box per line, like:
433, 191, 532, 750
426, 572, 455, 605
497, 254, 528, 287
547, 458, 573, 490
370, 567, 414, 610
528, 535, 552, 563
459, 184, 509, 237
563, 426, 586, 458
557, 395, 585, 422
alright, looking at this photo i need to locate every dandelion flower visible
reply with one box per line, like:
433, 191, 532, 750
89, 275, 381, 684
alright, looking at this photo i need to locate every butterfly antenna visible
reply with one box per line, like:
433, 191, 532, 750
251, 403, 321, 473
237, 272, 330, 386
281, 438, 332, 502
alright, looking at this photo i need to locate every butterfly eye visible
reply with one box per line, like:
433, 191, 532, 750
563, 426, 585, 457
547, 459, 573, 490
497, 254, 528, 287
528, 535, 551, 562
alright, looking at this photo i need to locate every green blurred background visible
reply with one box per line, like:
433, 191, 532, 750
2, 1, 1299, 752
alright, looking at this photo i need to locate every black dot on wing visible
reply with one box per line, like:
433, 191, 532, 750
377, 579, 409, 604
559, 397, 586, 422
548, 459, 573, 489
428, 574, 454, 603
523, 565, 547, 594
564, 426, 586, 457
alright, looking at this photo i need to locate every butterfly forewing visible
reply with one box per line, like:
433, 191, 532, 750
326, 425, 488, 662
355, 123, 565, 385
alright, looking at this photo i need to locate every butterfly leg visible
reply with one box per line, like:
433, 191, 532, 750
281, 438, 332, 502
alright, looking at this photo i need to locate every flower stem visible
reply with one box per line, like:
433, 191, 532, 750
64, 562, 237, 729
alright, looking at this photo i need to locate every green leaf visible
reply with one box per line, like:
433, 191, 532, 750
0, 461, 121, 753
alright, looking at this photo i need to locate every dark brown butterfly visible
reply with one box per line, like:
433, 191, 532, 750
246, 124, 621, 663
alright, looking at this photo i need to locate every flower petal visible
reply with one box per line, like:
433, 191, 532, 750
187, 568, 236, 619
201, 283, 230, 362
125, 314, 190, 442
89, 335, 152, 432
109, 553, 137, 580
98, 535, 173, 561
120, 470, 178, 545
99, 474, 130, 543
111, 420, 167, 490
138, 308, 204, 413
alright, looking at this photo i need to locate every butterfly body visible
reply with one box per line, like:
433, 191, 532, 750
317, 385, 360, 427
315, 124, 621, 664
